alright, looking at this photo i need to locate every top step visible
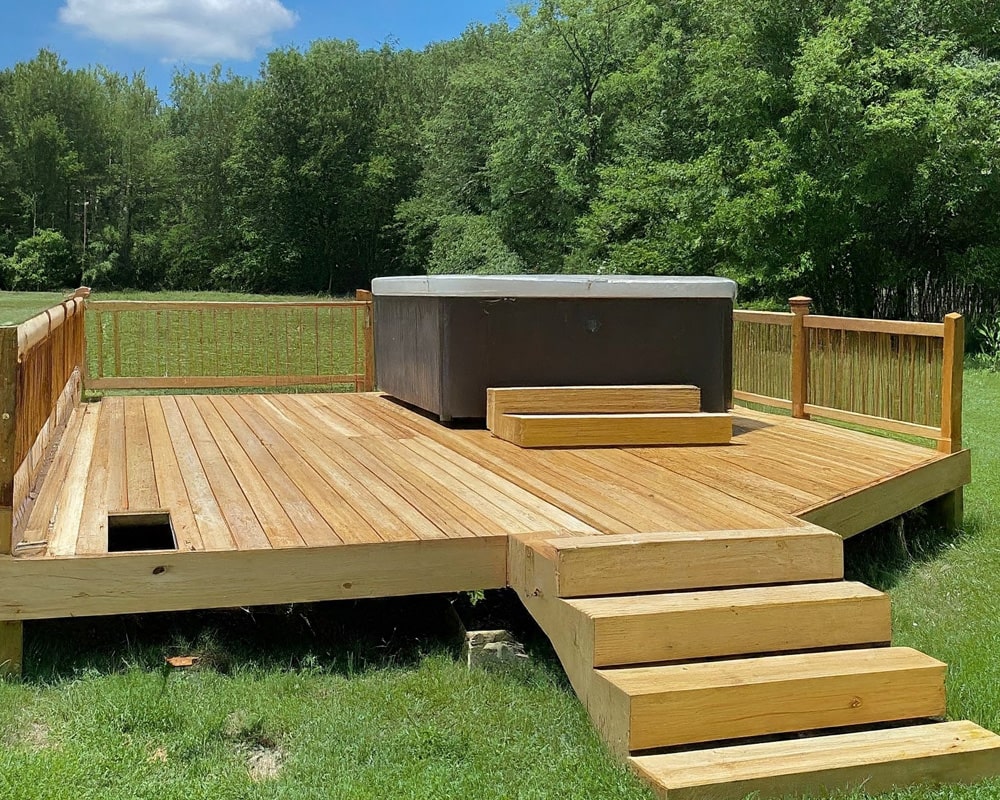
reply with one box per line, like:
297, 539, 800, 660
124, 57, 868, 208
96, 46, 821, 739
510, 525, 843, 598
486, 385, 701, 430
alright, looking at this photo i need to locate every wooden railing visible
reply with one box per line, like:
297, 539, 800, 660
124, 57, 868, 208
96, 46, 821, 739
734, 297, 963, 453
84, 298, 375, 392
0, 291, 87, 554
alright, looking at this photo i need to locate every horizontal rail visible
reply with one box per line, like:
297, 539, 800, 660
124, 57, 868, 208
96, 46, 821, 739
733, 310, 793, 326
86, 374, 362, 390
733, 298, 961, 451
802, 404, 943, 441
84, 296, 374, 394
732, 390, 793, 411
17, 298, 84, 357
804, 315, 944, 337
87, 300, 368, 312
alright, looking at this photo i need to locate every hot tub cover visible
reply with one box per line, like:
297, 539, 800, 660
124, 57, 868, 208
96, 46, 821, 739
371, 274, 737, 299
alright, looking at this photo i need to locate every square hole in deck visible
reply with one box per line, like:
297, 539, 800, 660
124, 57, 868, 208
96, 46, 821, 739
108, 512, 177, 553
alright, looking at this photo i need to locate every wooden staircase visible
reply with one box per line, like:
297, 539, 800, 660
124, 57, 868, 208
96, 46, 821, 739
509, 527, 1000, 799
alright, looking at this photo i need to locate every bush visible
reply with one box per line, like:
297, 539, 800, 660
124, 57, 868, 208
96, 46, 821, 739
3, 230, 76, 290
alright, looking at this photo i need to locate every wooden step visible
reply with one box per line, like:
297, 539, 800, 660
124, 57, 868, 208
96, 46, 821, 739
594, 647, 946, 754
508, 526, 844, 599
491, 411, 732, 448
630, 721, 1000, 800
569, 582, 890, 667
486, 385, 701, 430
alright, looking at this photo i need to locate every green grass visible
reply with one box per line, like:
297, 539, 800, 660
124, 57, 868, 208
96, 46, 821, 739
4, 372, 1000, 799
0, 291, 70, 325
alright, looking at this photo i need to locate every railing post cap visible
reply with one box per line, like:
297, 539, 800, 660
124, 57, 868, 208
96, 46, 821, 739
789, 296, 812, 313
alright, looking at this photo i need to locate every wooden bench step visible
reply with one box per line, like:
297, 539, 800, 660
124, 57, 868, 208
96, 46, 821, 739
486, 385, 701, 430
630, 721, 1000, 800
491, 411, 732, 448
509, 526, 843, 598
595, 647, 946, 753
569, 582, 890, 667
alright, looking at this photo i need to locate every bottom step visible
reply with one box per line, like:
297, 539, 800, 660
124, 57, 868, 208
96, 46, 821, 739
630, 721, 1000, 800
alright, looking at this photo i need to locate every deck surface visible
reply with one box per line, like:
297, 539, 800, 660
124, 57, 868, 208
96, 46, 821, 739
19, 392, 954, 558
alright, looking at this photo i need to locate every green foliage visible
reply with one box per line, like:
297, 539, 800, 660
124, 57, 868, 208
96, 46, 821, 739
1, 4, 999, 310
2, 229, 75, 290
975, 315, 1000, 371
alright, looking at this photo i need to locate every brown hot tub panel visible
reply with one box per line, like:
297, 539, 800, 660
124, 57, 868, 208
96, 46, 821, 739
371, 276, 737, 421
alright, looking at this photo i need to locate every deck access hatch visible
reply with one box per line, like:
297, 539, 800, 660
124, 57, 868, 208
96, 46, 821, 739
107, 512, 177, 553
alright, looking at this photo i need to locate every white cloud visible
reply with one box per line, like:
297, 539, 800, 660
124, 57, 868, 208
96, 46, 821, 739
59, 0, 298, 61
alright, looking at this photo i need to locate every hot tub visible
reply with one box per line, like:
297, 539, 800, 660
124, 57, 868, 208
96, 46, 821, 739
371, 274, 737, 421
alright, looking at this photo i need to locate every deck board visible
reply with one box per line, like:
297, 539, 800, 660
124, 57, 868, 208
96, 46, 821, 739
17, 392, 955, 559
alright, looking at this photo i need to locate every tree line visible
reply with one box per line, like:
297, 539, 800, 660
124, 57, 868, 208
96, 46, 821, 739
1, 0, 999, 318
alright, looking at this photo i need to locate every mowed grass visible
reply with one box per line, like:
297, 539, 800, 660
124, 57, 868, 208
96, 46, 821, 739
0, 291, 70, 325
2, 366, 1000, 797
0, 598, 647, 800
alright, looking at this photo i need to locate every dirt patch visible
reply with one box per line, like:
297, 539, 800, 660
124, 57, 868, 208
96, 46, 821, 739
6, 719, 55, 752
22, 721, 52, 750
246, 745, 285, 782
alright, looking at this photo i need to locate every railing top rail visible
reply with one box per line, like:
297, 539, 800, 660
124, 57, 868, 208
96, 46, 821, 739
803, 315, 946, 338
16, 297, 84, 358
734, 309, 793, 325
86, 300, 370, 312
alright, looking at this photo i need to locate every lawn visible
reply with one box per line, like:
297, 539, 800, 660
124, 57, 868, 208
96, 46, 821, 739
1, 368, 999, 798
0, 291, 71, 325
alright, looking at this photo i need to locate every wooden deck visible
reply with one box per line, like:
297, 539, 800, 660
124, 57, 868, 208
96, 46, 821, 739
22, 391, 969, 553
0, 391, 969, 622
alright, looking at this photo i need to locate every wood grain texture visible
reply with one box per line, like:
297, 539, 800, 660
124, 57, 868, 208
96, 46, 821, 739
0, 536, 506, 620
797, 449, 971, 537
599, 647, 946, 751
630, 721, 1000, 800
527, 527, 844, 598
16, 396, 968, 557
570, 582, 891, 667
492, 412, 732, 448
486, 385, 701, 430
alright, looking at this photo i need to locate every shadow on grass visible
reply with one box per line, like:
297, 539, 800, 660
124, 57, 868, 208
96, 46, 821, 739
21, 588, 558, 686
844, 504, 970, 591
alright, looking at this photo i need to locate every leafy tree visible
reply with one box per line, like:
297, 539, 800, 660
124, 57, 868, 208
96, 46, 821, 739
2, 229, 75, 290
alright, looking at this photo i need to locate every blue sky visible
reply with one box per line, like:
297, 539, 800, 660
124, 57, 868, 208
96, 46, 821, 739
0, 0, 515, 94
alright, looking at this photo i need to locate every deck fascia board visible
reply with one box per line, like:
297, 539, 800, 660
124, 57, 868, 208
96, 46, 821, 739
0, 535, 507, 621
795, 449, 971, 537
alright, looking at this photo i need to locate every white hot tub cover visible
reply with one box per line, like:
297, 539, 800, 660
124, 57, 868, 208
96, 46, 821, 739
371, 274, 737, 299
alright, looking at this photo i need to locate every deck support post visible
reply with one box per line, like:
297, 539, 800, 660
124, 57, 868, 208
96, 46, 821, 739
929, 312, 965, 532
789, 296, 812, 419
0, 620, 22, 677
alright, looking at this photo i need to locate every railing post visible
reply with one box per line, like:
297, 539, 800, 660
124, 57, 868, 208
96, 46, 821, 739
356, 290, 375, 393
939, 313, 964, 454
928, 312, 965, 533
790, 296, 812, 419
